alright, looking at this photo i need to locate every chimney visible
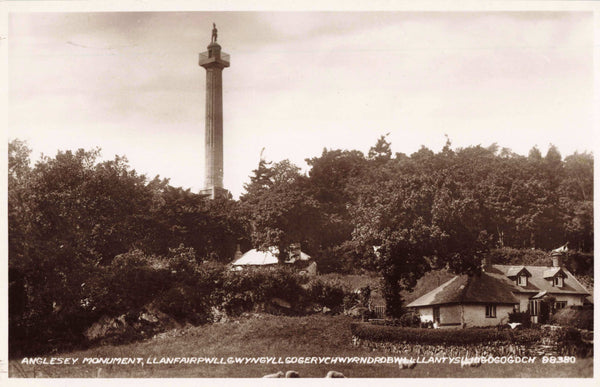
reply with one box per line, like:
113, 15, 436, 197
481, 256, 492, 272
233, 244, 242, 261
551, 252, 563, 268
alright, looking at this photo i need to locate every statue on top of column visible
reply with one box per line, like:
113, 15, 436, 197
211, 23, 218, 43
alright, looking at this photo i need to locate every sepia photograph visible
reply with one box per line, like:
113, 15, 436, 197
3, 2, 597, 382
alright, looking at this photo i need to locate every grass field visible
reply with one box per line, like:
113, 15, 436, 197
9, 314, 593, 378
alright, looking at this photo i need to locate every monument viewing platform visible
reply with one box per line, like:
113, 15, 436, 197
199, 48, 230, 68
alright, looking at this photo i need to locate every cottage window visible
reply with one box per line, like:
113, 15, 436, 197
554, 301, 567, 310
485, 305, 496, 318
554, 276, 564, 287
518, 275, 527, 286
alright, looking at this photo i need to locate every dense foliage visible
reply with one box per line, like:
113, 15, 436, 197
8, 142, 248, 355
8, 136, 593, 354
217, 266, 306, 315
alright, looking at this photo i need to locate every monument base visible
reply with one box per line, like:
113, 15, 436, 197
200, 186, 230, 200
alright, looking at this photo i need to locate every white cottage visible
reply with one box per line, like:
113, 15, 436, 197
407, 253, 590, 327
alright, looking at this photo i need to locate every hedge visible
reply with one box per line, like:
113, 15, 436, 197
350, 323, 544, 346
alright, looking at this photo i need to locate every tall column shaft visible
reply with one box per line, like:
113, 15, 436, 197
199, 36, 229, 199
204, 67, 224, 190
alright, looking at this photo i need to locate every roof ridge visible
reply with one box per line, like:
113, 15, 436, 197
406, 275, 461, 307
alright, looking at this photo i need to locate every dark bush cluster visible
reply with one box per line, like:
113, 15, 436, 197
94, 247, 223, 325
545, 326, 592, 357
217, 266, 306, 315
305, 279, 348, 311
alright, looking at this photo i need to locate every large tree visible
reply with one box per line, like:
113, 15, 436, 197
349, 141, 491, 317
9, 144, 165, 349
241, 159, 321, 261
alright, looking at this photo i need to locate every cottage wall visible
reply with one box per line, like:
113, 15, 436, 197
515, 295, 530, 312
558, 294, 585, 306
415, 305, 461, 326
462, 304, 514, 327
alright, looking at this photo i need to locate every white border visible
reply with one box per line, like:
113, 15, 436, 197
1, 1, 598, 387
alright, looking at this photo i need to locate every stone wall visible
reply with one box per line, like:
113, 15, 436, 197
351, 333, 590, 358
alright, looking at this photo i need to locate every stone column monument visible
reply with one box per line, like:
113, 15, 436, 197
199, 23, 230, 199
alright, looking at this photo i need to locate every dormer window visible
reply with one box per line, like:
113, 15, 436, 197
508, 268, 531, 285
543, 267, 567, 287
554, 276, 563, 287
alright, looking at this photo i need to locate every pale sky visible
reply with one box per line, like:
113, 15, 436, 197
8, 11, 595, 198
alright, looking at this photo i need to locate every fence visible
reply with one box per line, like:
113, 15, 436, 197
372, 305, 386, 318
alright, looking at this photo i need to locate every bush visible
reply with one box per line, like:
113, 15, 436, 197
342, 292, 360, 310
551, 307, 594, 331
306, 279, 348, 310
94, 250, 172, 315
508, 310, 531, 328
92, 247, 224, 324
155, 285, 212, 325
218, 267, 304, 315
397, 311, 422, 327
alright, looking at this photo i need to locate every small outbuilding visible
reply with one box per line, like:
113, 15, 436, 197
231, 245, 312, 268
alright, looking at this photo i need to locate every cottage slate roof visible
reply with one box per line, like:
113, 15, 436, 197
542, 267, 566, 278
407, 264, 590, 308
406, 272, 520, 307
489, 265, 588, 295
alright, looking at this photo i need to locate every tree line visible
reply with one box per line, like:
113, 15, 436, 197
240, 137, 592, 315
8, 136, 593, 352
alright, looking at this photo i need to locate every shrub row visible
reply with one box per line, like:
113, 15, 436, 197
95, 249, 350, 336
90, 248, 354, 322
350, 323, 545, 346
